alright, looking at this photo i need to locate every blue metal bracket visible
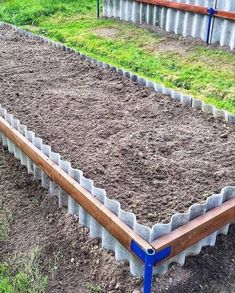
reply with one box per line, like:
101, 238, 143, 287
206, 7, 217, 44
131, 240, 171, 293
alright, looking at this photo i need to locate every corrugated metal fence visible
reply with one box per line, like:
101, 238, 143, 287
103, 0, 235, 49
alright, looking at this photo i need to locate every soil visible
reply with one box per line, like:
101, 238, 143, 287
0, 148, 234, 293
0, 26, 235, 226
146, 40, 189, 56
93, 28, 120, 38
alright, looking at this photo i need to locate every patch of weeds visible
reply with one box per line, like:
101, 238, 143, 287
0, 155, 4, 166
85, 282, 102, 293
0, 209, 12, 241
30, 196, 41, 207
48, 249, 63, 280
0, 246, 48, 293
171, 77, 191, 90
73, 161, 82, 170
0, 154, 7, 175
0, 263, 13, 292
50, 31, 66, 43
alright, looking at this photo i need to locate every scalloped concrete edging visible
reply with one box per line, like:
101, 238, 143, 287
0, 107, 235, 277
0, 24, 235, 277
0, 22, 235, 124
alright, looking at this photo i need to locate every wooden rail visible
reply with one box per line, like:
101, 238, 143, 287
135, 0, 235, 21
152, 197, 235, 262
0, 117, 152, 258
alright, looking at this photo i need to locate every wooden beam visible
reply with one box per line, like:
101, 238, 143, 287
216, 10, 235, 21
136, 0, 207, 15
152, 197, 235, 263
135, 0, 235, 20
0, 117, 152, 257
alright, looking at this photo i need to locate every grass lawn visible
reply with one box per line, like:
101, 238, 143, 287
0, 0, 234, 113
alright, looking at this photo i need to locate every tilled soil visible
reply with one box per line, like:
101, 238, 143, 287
0, 27, 235, 226
0, 148, 234, 293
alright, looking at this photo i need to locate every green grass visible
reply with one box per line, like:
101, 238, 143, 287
0, 0, 235, 113
85, 282, 102, 293
0, 247, 48, 293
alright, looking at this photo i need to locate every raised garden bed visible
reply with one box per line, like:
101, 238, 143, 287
0, 26, 235, 228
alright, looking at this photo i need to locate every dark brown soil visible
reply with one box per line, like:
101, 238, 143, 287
0, 148, 234, 293
0, 27, 235, 226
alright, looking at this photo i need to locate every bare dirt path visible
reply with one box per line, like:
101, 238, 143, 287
0, 148, 234, 292
0, 26, 234, 226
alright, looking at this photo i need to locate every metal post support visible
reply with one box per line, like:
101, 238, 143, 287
97, 0, 100, 18
143, 249, 156, 293
131, 240, 171, 293
206, 8, 217, 44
